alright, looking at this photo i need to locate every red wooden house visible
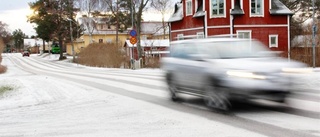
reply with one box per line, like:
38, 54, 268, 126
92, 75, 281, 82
168, 0, 293, 57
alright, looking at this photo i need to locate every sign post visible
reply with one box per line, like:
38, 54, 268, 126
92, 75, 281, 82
129, 29, 138, 69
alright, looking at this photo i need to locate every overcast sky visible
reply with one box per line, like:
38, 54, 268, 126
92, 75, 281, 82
0, 0, 176, 37
0, 0, 35, 36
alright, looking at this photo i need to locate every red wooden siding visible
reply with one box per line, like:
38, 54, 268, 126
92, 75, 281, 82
169, 0, 291, 54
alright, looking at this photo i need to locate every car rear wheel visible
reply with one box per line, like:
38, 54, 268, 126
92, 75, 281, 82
203, 82, 230, 111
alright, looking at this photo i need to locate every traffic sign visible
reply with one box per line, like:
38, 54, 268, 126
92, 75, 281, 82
130, 29, 137, 37
130, 36, 137, 45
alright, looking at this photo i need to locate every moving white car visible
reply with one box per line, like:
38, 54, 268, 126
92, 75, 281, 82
161, 37, 307, 111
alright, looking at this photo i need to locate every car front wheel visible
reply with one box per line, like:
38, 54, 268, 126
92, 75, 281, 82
203, 82, 231, 111
167, 75, 179, 101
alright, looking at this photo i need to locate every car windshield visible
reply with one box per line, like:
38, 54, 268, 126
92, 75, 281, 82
199, 40, 275, 59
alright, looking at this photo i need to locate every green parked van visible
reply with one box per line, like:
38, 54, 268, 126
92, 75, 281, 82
51, 43, 60, 54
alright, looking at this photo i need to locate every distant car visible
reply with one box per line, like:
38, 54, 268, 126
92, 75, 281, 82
22, 51, 30, 57
160, 37, 307, 111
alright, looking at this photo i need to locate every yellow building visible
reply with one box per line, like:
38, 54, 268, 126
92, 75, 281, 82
66, 32, 129, 55
66, 18, 169, 55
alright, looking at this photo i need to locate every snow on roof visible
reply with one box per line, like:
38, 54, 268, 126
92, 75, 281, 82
140, 22, 169, 35
269, 0, 293, 15
24, 39, 48, 47
124, 39, 170, 48
94, 17, 110, 24
145, 51, 170, 54
79, 19, 167, 35
168, 2, 183, 22
193, 11, 206, 18
231, 8, 244, 15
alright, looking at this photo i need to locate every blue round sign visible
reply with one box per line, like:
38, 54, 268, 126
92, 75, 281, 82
130, 30, 137, 37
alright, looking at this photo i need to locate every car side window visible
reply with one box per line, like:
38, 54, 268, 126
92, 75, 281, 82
171, 44, 192, 59
171, 44, 183, 58
198, 43, 219, 59
183, 44, 199, 60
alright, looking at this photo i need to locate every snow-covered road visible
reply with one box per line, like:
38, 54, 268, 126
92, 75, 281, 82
0, 53, 319, 137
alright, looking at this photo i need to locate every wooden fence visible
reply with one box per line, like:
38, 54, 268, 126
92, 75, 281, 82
291, 47, 320, 67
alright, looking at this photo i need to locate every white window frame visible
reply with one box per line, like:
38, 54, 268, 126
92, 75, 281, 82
177, 34, 184, 40
210, 0, 226, 18
197, 32, 204, 38
186, 0, 192, 16
269, 0, 272, 10
195, 0, 198, 12
269, 34, 278, 48
237, 30, 252, 39
250, 0, 264, 17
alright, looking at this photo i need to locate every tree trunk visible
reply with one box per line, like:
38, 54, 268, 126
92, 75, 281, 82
42, 40, 45, 53
136, 0, 145, 60
116, 14, 119, 45
162, 14, 166, 39
136, 13, 142, 59
116, 1, 119, 45
59, 36, 64, 60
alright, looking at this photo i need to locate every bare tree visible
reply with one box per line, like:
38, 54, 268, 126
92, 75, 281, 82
102, 0, 121, 45
75, 0, 101, 43
281, 0, 320, 24
0, 37, 4, 54
280, 0, 320, 40
0, 21, 11, 67
150, 0, 172, 39
0, 21, 11, 45
79, 17, 97, 43
134, 0, 150, 60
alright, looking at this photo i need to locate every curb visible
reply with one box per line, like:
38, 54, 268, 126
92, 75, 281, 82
313, 68, 320, 72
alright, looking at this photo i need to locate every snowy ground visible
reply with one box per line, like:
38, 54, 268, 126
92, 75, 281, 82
0, 53, 319, 137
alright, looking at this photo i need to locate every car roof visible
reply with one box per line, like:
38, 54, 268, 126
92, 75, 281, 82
170, 38, 253, 45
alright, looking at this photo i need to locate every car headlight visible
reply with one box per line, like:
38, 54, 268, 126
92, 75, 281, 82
226, 71, 266, 80
281, 68, 313, 74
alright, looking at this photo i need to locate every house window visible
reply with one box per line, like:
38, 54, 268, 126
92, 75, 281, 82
197, 32, 204, 38
237, 30, 252, 39
177, 34, 184, 40
232, 0, 243, 9
99, 39, 103, 43
195, 0, 204, 12
250, 0, 264, 17
151, 47, 158, 51
210, 0, 226, 17
106, 39, 112, 43
186, 0, 192, 16
269, 35, 278, 48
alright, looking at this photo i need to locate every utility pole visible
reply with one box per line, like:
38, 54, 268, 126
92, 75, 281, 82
312, 0, 316, 68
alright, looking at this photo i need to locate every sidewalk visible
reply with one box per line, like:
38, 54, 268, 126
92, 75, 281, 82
291, 68, 320, 93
